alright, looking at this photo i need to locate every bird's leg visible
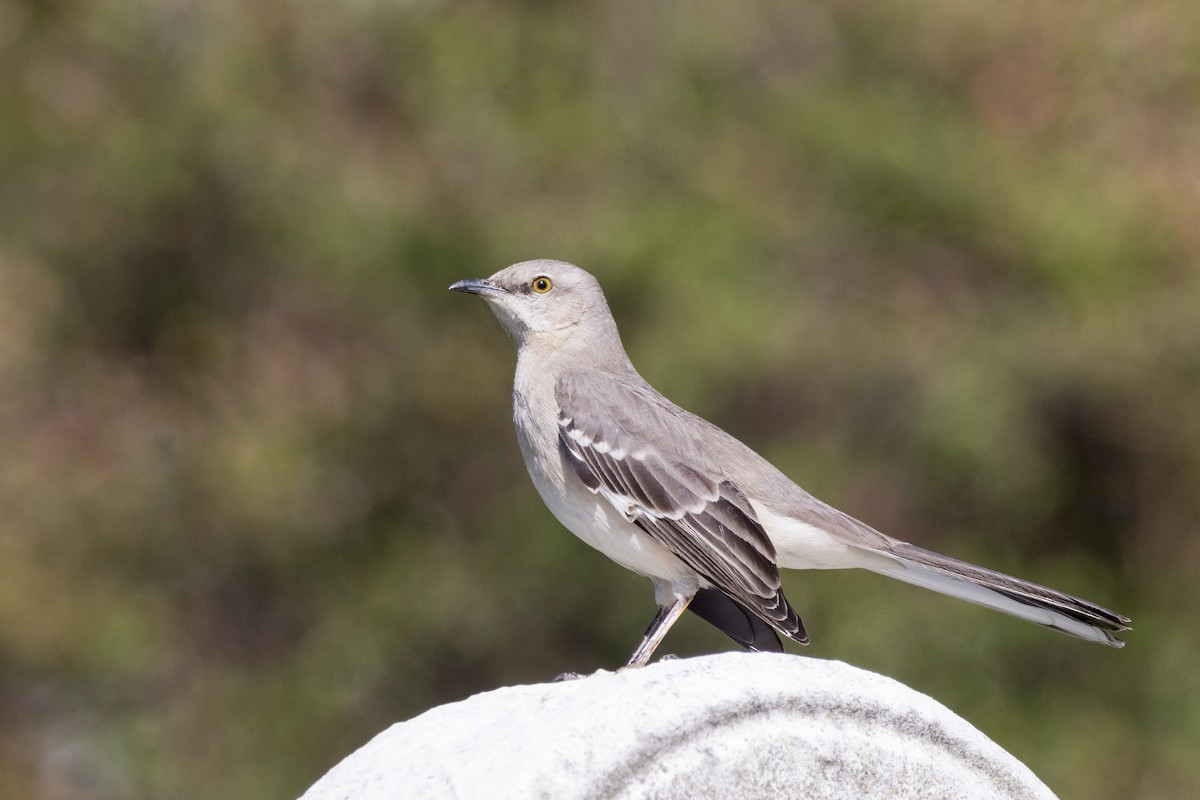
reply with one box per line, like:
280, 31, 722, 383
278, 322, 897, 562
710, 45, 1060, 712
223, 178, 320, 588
625, 596, 692, 667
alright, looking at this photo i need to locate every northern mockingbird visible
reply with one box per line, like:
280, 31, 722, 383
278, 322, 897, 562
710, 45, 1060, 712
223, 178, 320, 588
450, 259, 1130, 666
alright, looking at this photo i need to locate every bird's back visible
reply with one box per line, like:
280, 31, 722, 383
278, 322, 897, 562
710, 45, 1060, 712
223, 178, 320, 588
557, 367, 895, 553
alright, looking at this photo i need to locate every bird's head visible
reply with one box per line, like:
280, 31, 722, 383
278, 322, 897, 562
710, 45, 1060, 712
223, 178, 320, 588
450, 259, 614, 347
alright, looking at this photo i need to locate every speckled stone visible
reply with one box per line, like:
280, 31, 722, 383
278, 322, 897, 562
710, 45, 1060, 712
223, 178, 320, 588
300, 652, 1056, 800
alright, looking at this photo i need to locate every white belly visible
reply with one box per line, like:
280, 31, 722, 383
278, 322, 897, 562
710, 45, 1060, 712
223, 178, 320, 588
543, 470, 693, 580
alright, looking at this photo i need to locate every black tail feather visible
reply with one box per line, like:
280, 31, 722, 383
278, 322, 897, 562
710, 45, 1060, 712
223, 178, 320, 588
689, 588, 805, 652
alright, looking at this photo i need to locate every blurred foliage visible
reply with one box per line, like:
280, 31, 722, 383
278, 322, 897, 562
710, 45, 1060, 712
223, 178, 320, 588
1, 0, 1198, 797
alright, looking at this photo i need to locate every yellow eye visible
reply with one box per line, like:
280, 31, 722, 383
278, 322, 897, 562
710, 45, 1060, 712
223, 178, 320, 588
531, 276, 553, 294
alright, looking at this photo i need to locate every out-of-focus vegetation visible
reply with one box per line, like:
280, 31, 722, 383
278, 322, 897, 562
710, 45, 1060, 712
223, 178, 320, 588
1, 1, 1197, 797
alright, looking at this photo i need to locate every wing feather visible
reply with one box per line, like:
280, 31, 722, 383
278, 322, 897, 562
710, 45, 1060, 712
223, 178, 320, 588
556, 374, 808, 645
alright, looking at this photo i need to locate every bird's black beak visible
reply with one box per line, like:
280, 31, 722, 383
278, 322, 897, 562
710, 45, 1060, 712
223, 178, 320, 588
449, 278, 506, 297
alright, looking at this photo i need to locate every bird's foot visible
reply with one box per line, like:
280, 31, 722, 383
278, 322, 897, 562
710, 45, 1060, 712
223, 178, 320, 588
553, 671, 587, 682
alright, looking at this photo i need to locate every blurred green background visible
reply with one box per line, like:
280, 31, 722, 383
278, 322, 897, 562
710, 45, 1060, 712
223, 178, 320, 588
1, 1, 1198, 797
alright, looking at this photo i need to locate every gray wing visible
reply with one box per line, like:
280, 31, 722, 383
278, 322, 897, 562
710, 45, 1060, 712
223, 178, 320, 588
555, 372, 808, 646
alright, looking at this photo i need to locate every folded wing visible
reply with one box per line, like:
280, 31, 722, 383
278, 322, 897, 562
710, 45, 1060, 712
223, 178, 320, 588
555, 373, 807, 647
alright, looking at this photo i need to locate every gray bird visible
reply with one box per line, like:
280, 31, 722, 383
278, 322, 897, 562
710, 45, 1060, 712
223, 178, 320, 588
450, 259, 1130, 666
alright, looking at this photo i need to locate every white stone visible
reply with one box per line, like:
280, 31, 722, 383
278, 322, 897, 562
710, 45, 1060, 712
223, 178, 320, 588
300, 652, 1056, 800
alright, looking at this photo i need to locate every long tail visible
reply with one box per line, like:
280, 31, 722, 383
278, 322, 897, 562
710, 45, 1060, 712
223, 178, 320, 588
868, 542, 1131, 647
